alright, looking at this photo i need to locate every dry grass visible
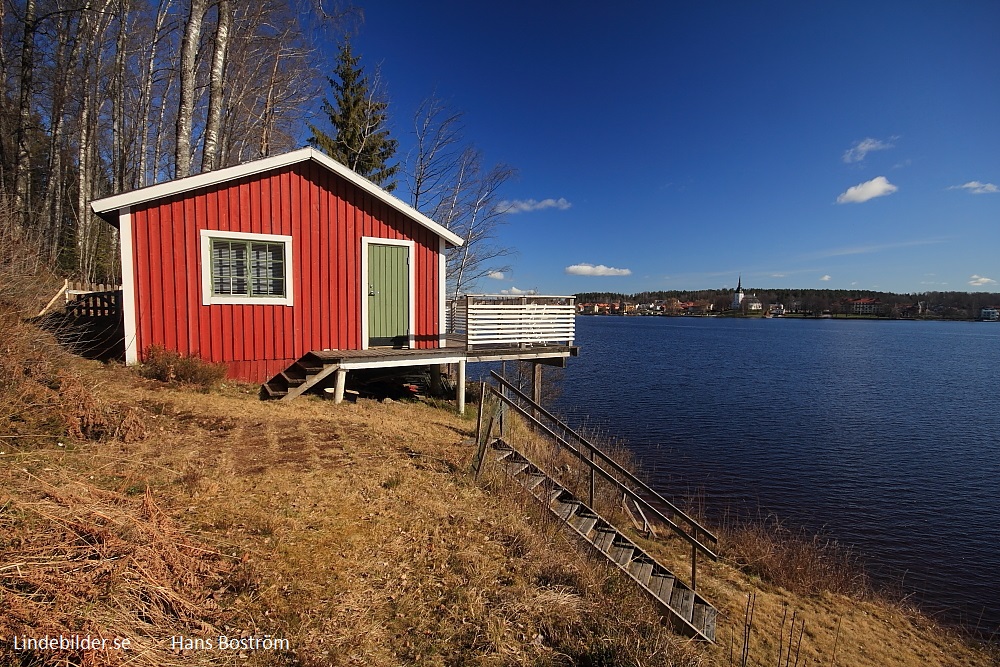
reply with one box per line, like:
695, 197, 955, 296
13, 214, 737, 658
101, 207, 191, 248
0, 263, 995, 666
0, 470, 247, 666
3, 363, 996, 665
479, 396, 998, 667
719, 515, 871, 598
114, 387, 704, 666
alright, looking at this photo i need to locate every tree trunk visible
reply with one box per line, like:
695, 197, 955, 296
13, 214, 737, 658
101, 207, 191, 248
112, 0, 130, 192
137, 0, 174, 186
13, 0, 37, 225
175, 0, 207, 178
153, 65, 175, 183
76, 0, 114, 281
41, 10, 74, 264
201, 0, 231, 172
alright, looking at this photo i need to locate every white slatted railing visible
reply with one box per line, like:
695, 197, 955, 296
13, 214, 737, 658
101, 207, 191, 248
452, 295, 575, 347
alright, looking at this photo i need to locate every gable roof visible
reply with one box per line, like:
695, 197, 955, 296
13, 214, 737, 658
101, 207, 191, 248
90, 147, 465, 247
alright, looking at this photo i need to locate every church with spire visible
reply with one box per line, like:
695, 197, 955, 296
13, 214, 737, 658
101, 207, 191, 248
731, 275, 762, 313
731, 275, 745, 310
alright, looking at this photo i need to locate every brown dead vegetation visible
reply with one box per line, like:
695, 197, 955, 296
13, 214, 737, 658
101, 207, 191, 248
476, 393, 998, 667
0, 254, 996, 665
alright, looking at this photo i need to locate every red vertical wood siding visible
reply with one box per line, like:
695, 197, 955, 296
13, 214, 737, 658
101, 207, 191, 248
128, 162, 444, 383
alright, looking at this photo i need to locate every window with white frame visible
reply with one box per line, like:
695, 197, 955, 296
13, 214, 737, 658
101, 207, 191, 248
200, 230, 293, 306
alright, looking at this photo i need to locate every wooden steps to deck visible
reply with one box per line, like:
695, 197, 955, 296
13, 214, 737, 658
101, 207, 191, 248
261, 352, 339, 401
490, 438, 717, 642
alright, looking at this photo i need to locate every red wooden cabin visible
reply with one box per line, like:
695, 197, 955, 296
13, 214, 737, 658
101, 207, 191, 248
91, 148, 464, 383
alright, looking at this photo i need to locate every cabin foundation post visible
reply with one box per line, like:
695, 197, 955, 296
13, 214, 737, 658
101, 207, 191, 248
457, 359, 467, 414
333, 369, 348, 404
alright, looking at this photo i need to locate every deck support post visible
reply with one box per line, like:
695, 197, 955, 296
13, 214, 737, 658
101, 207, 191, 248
532, 362, 543, 405
457, 359, 467, 414
333, 369, 348, 404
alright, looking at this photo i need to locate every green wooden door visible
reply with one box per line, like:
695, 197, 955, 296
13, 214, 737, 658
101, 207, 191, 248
368, 244, 409, 347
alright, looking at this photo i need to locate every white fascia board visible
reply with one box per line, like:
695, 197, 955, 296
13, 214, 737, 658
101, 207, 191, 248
119, 207, 139, 365
338, 355, 466, 370
438, 236, 447, 347
91, 148, 314, 215
90, 148, 465, 247
306, 150, 465, 247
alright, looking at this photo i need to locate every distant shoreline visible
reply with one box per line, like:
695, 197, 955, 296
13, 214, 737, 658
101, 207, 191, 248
575, 312, 999, 322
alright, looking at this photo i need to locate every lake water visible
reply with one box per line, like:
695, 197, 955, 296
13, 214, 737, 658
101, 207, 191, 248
546, 315, 1000, 636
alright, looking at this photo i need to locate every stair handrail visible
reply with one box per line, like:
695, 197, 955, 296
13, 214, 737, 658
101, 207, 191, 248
484, 381, 717, 563
490, 371, 717, 544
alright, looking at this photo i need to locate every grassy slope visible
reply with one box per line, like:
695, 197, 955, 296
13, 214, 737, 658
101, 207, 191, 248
2, 356, 996, 666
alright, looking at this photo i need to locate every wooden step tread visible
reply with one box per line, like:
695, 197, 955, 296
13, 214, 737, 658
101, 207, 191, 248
280, 371, 305, 386
629, 559, 654, 586
523, 474, 547, 491
505, 461, 529, 476
261, 383, 287, 399
648, 572, 674, 602
698, 604, 717, 639
670, 587, 695, 622
569, 513, 599, 537
609, 543, 634, 567
553, 500, 580, 521
592, 529, 617, 552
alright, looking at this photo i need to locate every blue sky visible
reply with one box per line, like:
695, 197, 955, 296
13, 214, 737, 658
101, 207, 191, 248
332, 1, 999, 295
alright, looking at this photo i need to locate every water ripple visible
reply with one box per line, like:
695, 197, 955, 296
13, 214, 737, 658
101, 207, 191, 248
552, 316, 1000, 634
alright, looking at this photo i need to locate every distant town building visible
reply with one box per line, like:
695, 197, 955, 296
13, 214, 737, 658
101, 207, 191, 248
731, 275, 745, 309
981, 307, 999, 321
845, 297, 886, 315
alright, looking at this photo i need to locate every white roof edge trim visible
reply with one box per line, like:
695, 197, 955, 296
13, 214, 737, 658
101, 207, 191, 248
90, 147, 465, 247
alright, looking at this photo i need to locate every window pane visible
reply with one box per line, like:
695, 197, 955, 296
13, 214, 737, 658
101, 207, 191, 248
212, 240, 249, 295
249, 242, 285, 297
211, 238, 285, 298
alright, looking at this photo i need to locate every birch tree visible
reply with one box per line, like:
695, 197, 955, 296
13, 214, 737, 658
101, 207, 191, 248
200, 0, 230, 172
175, 0, 207, 178
12, 0, 37, 226
0, 0, 334, 280
406, 96, 516, 297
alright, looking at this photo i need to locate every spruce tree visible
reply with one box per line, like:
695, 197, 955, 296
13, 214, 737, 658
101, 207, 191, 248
309, 39, 399, 191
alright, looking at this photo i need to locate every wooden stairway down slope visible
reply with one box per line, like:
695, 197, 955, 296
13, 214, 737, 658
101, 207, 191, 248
490, 438, 718, 643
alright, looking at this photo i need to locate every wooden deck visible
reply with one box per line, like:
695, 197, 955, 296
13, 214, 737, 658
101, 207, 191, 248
264, 295, 578, 406
309, 334, 578, 369
261, 335, 579, 405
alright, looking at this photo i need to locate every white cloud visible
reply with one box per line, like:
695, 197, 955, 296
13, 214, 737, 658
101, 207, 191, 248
565, 263, 632, 277
806, 238, 944, 260
498, 197, 572, 214
770, 273, 786, 278
836, 176, 898, 204
500, 286, 536, 295
487, 271, 505, 280
969, 275, 997, 287
950, 181, 999, 195
843, 137, 894, 163
820, 275, 832, 282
